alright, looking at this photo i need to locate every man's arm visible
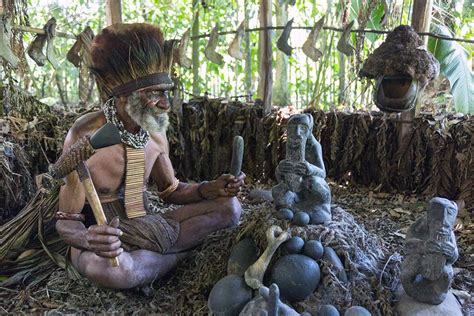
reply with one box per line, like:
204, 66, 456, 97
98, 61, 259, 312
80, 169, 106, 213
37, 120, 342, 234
149, 132, 245, 204
56, 122, 122, 258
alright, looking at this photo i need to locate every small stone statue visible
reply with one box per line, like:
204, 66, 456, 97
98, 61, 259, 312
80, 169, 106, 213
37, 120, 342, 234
239, 283, 309, 316
401, 197, 459, 305
272, 113, 331, 224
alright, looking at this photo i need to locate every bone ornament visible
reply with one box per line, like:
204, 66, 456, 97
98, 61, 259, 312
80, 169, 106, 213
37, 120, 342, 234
244, 225, 289, 290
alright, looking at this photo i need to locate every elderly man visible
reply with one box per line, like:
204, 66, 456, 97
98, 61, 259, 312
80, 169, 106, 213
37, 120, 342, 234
55, 23, 244, 289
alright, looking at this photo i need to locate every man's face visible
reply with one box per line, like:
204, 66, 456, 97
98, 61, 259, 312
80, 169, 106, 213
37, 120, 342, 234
125, 85, 170, 133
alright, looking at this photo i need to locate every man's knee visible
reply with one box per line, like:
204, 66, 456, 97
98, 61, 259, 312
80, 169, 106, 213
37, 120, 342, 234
215, 196, 242, 227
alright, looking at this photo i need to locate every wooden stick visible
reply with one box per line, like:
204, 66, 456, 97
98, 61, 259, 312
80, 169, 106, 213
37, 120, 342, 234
76, 162, 120, 267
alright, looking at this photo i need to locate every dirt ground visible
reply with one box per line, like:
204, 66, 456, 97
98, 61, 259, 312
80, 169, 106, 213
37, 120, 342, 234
1, 182, 472, 315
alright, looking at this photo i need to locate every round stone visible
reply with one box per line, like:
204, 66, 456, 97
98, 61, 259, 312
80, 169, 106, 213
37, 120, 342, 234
303, 240, 324, 260
227, 238, 259, 276
208, 274, 253, 316
282, 237, 305, 254
276, 208, 294, 220
319, 304, 340, 316
292, 212, 310, 226
323, 247, 348, 282
270, 254, 320, 302
344, 306, 372, 316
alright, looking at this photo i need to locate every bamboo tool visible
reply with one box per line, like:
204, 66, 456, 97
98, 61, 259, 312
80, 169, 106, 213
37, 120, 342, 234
77, 162, 120, 267
230, 136, 244, 176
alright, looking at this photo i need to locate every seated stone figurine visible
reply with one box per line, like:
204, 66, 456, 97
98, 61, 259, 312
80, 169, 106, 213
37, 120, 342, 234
272, 113, 331, 224
401, 197, 459, 305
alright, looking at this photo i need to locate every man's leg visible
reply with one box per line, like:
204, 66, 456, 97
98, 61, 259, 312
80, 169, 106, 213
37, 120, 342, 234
71, 247, 188, 289
70, 196, 241, 289
166, 196, 242, 252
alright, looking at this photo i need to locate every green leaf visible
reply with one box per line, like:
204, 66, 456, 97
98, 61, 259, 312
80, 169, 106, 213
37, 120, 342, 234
428, 24, 474, 114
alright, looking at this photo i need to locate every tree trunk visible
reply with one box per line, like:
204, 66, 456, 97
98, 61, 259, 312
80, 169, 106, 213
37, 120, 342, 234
273, 1, 289, 106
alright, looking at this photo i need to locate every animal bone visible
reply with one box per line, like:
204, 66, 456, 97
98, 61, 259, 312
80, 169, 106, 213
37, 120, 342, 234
228, 20, 245, 60
204, 24, 224, 65
0, 16, 19, 68
177, 28, 192, 68
337, 20, 355, 56
276, 18, 294, 56
302, 16, 325, 62
244, 225, 289, 289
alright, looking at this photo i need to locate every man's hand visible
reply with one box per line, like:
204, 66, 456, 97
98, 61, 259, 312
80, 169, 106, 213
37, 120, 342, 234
85, 217, 123, 258
204, 173, 246, 198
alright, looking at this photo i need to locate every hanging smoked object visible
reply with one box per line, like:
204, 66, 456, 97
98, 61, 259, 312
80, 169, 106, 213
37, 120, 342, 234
177, 28, 192, 68
228, 20, 245, 60
45, 17, 59, 68
204, 24, 224, 65
66, 26, 94, 68
302, 16, 325, 62
276, 18, 294, 56
337, 20, 355, 56
0, 16, 19, 68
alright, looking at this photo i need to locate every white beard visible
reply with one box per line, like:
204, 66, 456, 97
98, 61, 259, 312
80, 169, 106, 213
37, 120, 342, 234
125, 95, 169, 133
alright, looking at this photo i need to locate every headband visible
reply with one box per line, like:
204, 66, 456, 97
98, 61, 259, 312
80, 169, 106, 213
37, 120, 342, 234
111, 72, 174, 96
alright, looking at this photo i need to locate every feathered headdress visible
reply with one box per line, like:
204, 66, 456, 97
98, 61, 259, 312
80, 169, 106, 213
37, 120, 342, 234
89, 23, 175, 97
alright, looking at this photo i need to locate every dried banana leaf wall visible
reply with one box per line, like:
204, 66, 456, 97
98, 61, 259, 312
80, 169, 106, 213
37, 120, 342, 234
0, 85, 79, 223
168, 98, 473, 211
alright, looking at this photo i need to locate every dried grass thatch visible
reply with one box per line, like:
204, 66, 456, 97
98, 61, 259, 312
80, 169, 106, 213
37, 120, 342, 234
168, 98, 473, 214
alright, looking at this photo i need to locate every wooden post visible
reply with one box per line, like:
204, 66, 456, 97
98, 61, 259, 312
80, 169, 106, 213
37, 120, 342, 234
273, 1, 289, 106
244, 0, 252, 97
257, 0, 273, 115
192, 0, 200, 95
105, 0, 122, 26
399, 0, 433, 143
412, 0, 433, 46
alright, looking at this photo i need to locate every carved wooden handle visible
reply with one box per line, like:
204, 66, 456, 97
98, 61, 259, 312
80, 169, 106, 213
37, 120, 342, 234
77, 162, 120, 267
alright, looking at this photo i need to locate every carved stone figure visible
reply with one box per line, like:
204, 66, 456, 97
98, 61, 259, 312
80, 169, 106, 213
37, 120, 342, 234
401, 197, 459, 305
272, 113, 331, 224
239, 284, 310, 316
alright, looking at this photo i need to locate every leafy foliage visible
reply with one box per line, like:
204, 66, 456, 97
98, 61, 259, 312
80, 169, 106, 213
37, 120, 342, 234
428, 24, 474, 114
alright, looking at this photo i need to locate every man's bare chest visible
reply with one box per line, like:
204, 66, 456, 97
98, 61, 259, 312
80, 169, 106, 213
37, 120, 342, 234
85, 143, 159, 198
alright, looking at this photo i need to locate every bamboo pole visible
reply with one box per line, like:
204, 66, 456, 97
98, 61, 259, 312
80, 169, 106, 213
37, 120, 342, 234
257, 0, 273, 115
105, 0, 122, 26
